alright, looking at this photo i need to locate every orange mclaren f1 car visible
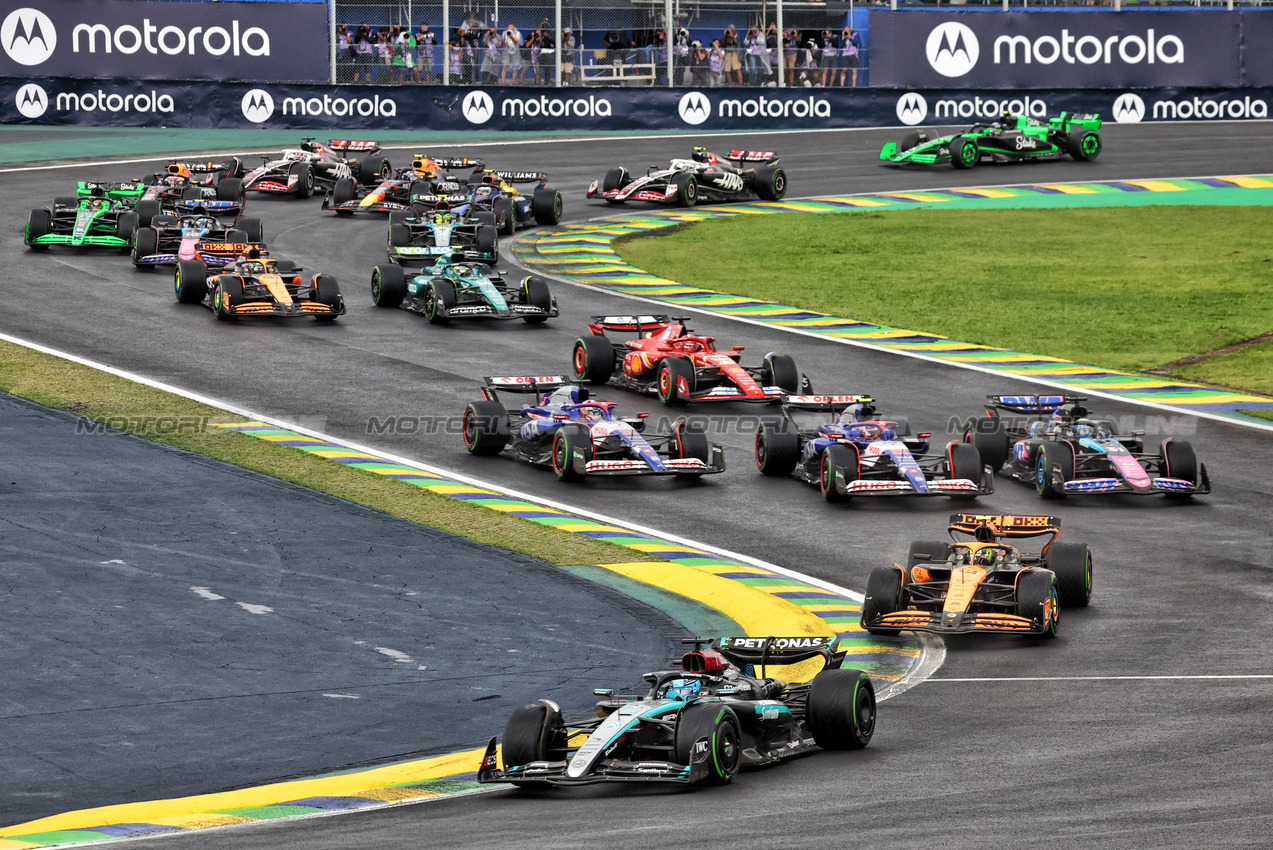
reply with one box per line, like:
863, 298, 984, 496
860, 514, 1092, 639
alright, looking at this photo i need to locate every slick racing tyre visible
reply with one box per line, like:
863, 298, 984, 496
552, 424, 593, 482
807, 668, 876, 750
1016, 570, 1060, 639
755, 418, 799, 476
656, 357, 695, 405
24, 208, 51, 249
371, 264, 406, 308
1161, 439, 1199, 499
360, 156, 392, 185
216, 177, 245, 203
602, 167, 630, 194
1046, 542, 1093, 608
671, 172, 698, 207
131, 227, 159, 266
424, 278, 457, 324
964, 414, 1009, 472
330, 177, 355, 213
674, 704, 740, 785
388, 223, 411, 248
671, 419, 711, 477
502, 702, 567, 788
114, 212, 138, 249
174, 259, 208, 304
463, 400, 511, 455
820, 443, 860, 503
900, 130, 929, 152
133, 199, 162, 228
494, 196, 516, 236
753, 165, 787, 201
1067, 130, 1102, 162
476, 225, 498, 262
946, 442, 984, 497
520, 276, 553, 324
906, 540, 950, 568
289, 162, 315, 198
761, 353, 801, 395
951, 137, 979, 169
211, 275, 244, 321
388, 211, 410, 226
312, 274, 342, 321
53, 196, 77, 208
572, 335, 616, 384
860, 566, 904, 636
531, 188, 563, 225
1035, 442, 1073, 500
235, 217, 264, 243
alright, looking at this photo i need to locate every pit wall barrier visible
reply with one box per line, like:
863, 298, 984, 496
3, 76, 1270, 130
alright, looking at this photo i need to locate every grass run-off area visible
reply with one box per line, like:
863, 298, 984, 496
0, 340, 657, 568
616, 205, 1273, 412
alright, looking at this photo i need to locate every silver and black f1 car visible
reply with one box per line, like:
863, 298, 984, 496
478, 635, 875, 787
385, 200, 498, 267
371, 260, 555, 324
174, 250, 343, 322
587, 147, 787, 207
462, 376, 725, 481
244, 138, 390, 199
756, 394, 992, 501
963, 395, 1210, 499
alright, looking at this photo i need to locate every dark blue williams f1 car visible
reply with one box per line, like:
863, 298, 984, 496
478, 635, 876, 787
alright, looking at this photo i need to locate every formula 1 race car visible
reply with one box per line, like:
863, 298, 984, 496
323, 154, 474, 215
24, 193, 137, 251
131, 207, 264, 270
860, 514, 1092, 639
572, 315, 809, 405
385, 200, 498, 267
245, 138, 390, 199
370, 260, 556, 324
478, 635, 875, 787
462, 377, 726, 481
756, 395, 992, 501
963, 395, 1210, 499
587, 147, 787, 207
173, 250, 344, 322
115, 163, 248, 225
880, 111, 1102, 169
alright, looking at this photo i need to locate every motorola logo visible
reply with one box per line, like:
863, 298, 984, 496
927, 22, 978, 78
241, 88, 274, 123
678, 92, 711, 126
1112, 92, 1145, 124
2, 7, 56, 66
15, 82, 47, 118
462, 90, 494, 124
896, 92, 928, 125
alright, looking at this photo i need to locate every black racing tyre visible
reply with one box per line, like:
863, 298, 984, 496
476, 224, 498, 261
216, 176, 245, 203
114, 211, 138, 249
211, 275, 243, 321
1067, 130, 1102, 162
552, 424, 593, 482
235, 216, 264, 244
312, 274, 342, 322
964, 414, 1009, 472
1035, 441, 1073, 500
671, 419, 711, 476
761, 353, 800, 394
860, 566, 904, 636
501, 702, 567, 788
752, 165, 787, 201
24, 208, 51, 249
906, 540, 950, 568
330, 177, 355, 209
289, 162, 315, 198
520, 276, 553, 324
494, 196, 516, 236
407, 181, 431, 205
226, 229, 249, 244
474, 210, 497, 228
424, 278, 457, 324
671, 172, 698, 208
133, 199, 162, 228
951, 137, 979, 169
820, 443, 859, 503
463, 400, 511, 455
807, 668, 876, 750
947, 441, 984, 495
673, 704, 740, 785
531, 188, 563, 225
53, 196, 78, 208
370, 264, 406, 308
1016, 570, 1059, 639
656, 357, 695, 405
388, 210, 411, 226
174, 259, 208, 304
130, 226, 159, 266
755, 418, 799, 476
901, 131, 922, 152
1161, 440, 1198, 489
388, 223, 411, 248
601, 167, 629, 194
572, 335, 615, 385
181, 186, 204, 202
361, 157, 392, 185
1046, 542, 1092, 608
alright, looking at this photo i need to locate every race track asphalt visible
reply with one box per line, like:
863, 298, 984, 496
3, 121, 1272, 848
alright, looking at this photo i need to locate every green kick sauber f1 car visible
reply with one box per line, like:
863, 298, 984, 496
880, 111, 1102, 169
24, 193, 137, 251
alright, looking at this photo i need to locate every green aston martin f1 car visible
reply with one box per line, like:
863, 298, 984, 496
880, 111, 1102, 169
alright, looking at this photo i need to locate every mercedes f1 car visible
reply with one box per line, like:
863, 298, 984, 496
174, 250, 343, 322
371, 260, 556, 324
880, 111, 1102, 169
587, 147, 787, 207
478, 635, 875, 787
963, 395, 1210, 499
385, 200, 498, 268
245, 138, 390, 199
25, 193, 137, 252
756, 395, 992, 501
462, 377, 725, 481
860, 514, 1092, 639
572, 315, 809, 405
131, 207, 264, 270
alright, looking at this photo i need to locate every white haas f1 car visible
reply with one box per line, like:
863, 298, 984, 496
462, 376, 725, 481
242, 138, 391, 199
587, 147, 787, 207
478, 635, 875, 787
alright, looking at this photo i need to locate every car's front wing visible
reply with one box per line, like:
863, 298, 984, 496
871, 609, 1043, 635
477, 738, 706, 786
226, 299, 343, 318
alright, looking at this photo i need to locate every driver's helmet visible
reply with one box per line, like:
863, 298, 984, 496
87, 198, 106, 210
852, 423, 884, 442
242, 261, 265, 275
480, 170, 499, 185
167, 163, 191, 179
1072, 419, 1095, 438
690, 146, 716, 165
1000, 110, 1017, 127
973, 548, 1001, 567
191, 216, 216, 232
544, 385, 587, 409
163, 175, 186, 187
662, 678, 702, 701
412, 155, 439, 178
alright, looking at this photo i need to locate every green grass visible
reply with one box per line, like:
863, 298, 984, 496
0, 340, 657, 566
616, 206, 1273, 377
1176, 340, 1273, 421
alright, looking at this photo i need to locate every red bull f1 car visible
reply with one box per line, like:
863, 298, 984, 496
860, 514, 1092, 639
880, 111, 1102, 169
174, 251, 344, 322
323, 154, 475, 216
245, 138, 390, 199
572, 315, 809, 405
478, 635, 875, 787
587, 147, 787, 207
963, 395, 1210, 499
462, 377, 725, 481
756, 395, 991, 501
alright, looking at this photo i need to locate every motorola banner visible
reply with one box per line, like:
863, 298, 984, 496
0, 1, 327, 82
869, 10, 1245, 89
4, 77, 1272, 129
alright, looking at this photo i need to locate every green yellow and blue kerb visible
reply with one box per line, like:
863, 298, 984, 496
513, 175, 1273, 413
0, 424, 915, 847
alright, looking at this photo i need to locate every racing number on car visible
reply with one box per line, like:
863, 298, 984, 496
713, 173, 744, 192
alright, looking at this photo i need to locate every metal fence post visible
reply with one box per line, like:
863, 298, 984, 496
776, 0, 784, 87
556, 0, 562, 87
666, 0, 673, 87
442, 0, 449, 85
328, 0, 336, 84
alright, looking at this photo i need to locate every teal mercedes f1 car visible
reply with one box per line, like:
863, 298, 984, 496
880, 111, 1102, 169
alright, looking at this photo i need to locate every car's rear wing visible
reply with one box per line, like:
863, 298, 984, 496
480, 375, 573, 402
493, 170, 547, 184
170, 160, 239, 175
78, 180, 144, 198
1052, 112, 1101, 133
715, 635, 844, 672
782, 394, 873, 413
948, 513, 1061, 540
586, 314, 673, 336
329, 139, 381, 154
726, 149, 778, 164
432, 157, 484, 170
985, 394, 1085, 415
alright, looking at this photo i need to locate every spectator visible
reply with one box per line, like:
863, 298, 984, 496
842, 26, 863, 87
463, 24, 480, 84
377, 29, 393, 84
820, 31, 837, 88
336, 24, 352, 82
721, 25, 743, 86
652, 29, 669, 85
478, 28, 499, 84
783, 28, 798, 83
561, 27, 577, 85
689, 40, 708, 87
501, 24, 523, 84
528, 30, 543, 84
745, 27, 768, 86
538, 27, 556, 86
708, 39, 725, 87
796, 38, 819, 87
392, 27, 412, 84
674, 28, 691, 85
417, 24, 436, 83
449, 37, 462, 81
353, 22, 374, 83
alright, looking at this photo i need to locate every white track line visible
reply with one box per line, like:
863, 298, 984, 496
930, 674, 1273, 682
